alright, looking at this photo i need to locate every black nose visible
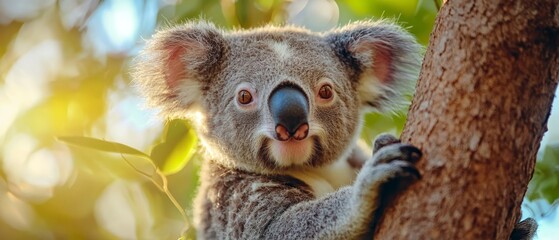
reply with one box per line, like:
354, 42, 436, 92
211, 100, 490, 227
269, 86, 309, 141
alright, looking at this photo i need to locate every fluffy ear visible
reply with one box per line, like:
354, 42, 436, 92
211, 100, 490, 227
132, 21, 227, 118
326, 20, 422, 113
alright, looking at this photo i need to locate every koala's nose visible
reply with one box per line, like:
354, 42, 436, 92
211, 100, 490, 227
269, 86, 309, 141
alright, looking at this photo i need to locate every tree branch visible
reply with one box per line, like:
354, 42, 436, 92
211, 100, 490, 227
375, 0, 559, 238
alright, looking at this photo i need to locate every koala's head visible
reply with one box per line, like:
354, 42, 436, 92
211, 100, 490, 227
133, 20, 421, 173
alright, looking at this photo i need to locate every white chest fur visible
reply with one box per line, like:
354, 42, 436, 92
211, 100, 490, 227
287, 158, 358, 198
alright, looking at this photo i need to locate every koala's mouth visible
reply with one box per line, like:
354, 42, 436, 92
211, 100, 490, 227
258, 136, 324, 169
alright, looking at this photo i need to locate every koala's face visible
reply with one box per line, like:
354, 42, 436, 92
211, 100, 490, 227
207, 31, 360, 170
133, 21, 420, 173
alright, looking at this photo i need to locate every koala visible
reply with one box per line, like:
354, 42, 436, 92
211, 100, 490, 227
132, 20, 536, 239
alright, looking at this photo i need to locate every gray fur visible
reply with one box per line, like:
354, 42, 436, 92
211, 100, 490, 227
133, 20, 423, 239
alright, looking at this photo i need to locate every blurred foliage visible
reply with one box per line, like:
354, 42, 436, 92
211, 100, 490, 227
59, 120, 197, 238
528, 144, 559, 203
0, 0, 557, 239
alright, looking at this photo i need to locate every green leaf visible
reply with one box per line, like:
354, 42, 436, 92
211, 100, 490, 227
527, 143, 559, 202
527, 167, 544, 201
150, 120, 198, 175
542, 143, 559, 165
161, 128, 197, 175
539, 176, 559, 203
58, 136, 150, 158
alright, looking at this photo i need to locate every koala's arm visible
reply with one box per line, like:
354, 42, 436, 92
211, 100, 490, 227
263, 187, 358, 239
263, 142, 421, 239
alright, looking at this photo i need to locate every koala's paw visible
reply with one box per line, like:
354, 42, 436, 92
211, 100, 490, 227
510, 218, 538, 240
370, 142, 422, 167
357, 143, 422, 196
371, 160, 421, 186
373, 133, 400, 153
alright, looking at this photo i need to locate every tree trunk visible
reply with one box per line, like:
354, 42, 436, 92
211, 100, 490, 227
375, 0, 559, 239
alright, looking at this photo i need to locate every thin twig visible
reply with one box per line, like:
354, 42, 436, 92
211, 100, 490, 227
120, 153, 154, 179
119, 153, 190, 233
158, 169, 190, 232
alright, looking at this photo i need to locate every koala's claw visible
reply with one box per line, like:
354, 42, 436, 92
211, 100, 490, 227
361, 140, 422, 195
390, 160, 421, 180
361, 160, 421, 192
371, 143, 422, 166
373, 134, 401, 153
399, 145, 422, 163
358, 160, 420, 201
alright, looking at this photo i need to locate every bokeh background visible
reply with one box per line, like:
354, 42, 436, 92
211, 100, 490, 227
0, 0, 557, 239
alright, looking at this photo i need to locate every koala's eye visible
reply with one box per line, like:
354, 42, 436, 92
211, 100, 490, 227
237, 90, 253, 104
318, 84, 333, 100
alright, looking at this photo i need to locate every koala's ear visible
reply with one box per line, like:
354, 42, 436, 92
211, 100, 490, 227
326, 20, 422, 113
132, 21, 226, 118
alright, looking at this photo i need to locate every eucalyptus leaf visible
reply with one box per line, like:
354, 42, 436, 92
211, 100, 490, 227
161, 128, 198, 175
150, 119, 198, 175
58, 136, 150, 159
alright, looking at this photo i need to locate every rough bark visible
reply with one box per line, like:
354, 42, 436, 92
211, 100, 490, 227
375, 1, 559, 239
